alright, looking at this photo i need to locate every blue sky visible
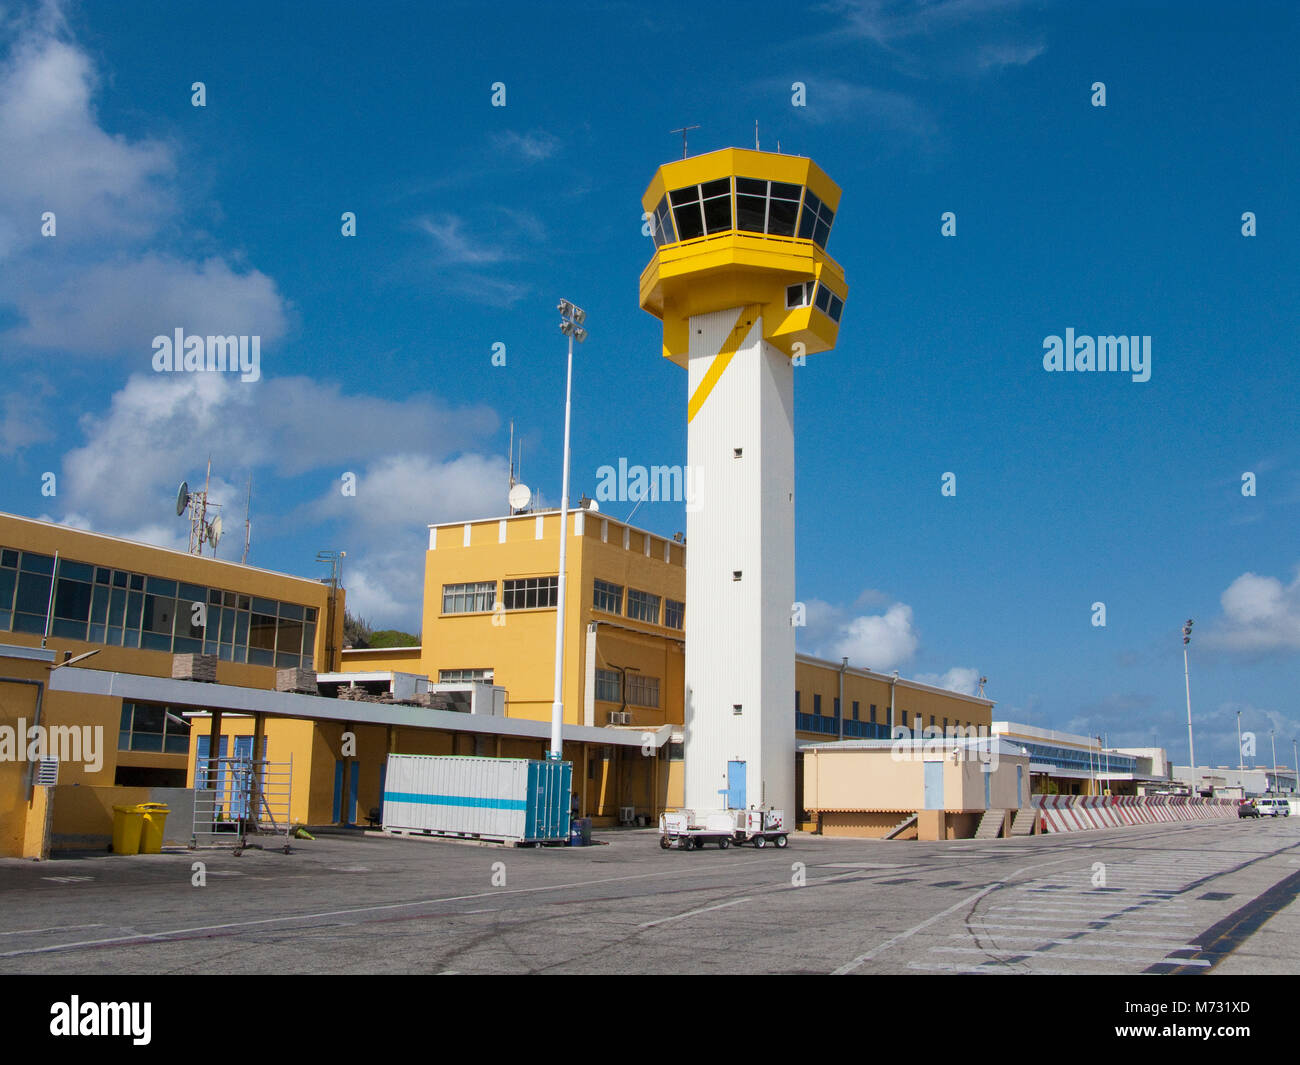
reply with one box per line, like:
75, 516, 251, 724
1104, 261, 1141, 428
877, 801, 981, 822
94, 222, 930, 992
1, 0, 1296, 766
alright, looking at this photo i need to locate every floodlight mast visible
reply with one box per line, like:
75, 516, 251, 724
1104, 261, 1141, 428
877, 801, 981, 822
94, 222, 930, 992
549, 299, 586, 761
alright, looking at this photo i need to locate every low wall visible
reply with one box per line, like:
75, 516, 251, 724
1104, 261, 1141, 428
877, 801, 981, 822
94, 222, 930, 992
818, 810, 914, 838
1035, 794, 1236, 833
50, 785, 197, 852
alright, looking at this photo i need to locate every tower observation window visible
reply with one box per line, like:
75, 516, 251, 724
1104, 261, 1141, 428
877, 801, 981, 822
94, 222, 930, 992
798, 189, 835, 249
651, 195, 676, 247
736, 178, 803, 237
669, 179, 733, 240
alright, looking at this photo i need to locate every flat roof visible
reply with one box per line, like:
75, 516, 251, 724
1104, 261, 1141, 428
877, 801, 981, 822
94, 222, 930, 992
796, 653, 996, 708
428, 509, 682, 546
47, 666, 670, 749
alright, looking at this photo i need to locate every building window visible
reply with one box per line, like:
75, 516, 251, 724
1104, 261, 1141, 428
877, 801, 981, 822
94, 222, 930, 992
797, 188, 835, 248
785, 280, 815, 309
833, 697, 840, 718
595, 669, 621, 702
593, 579, 623, 615
438, 668, 494, 683
627, 589, 660, 625
736, 177, 803, 237
813, 693, 822, 716
852, 700, 860, 720
503, 576, 558, 610
665, 598, 684, 630
813, 282, 844, 323
795, 690, 801, 713
0, 547, 317, 668
119, 702, 191, 754
441, 581, 496, 614
626, 674, 660, 708
669, 178, 733, 241
870, 704, 877, 723
651, 194, 676, 248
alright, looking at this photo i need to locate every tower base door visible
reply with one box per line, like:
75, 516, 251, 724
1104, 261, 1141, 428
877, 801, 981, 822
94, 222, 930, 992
727, 761, 747, 810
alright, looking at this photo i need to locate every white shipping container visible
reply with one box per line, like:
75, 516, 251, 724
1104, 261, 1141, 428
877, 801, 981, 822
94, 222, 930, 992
382, 754, 571, 843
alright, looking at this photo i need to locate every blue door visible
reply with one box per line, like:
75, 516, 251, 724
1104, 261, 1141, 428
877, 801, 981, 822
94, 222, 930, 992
347, 761, 359, 826
196, 735, 228, 798
726, 761, 746, 809
232, 736, 254, 818
1017, 765, 1024, 807
984, 765, 992, 809
924, 760, 944, 810
333, 760, 344, 823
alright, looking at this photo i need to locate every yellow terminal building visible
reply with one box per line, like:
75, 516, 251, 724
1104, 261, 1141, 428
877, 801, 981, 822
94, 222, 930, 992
1, 505, 995, 856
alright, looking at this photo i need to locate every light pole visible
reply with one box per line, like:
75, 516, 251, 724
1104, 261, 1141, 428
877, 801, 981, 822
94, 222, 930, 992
1270, 729, 1278, 796
1182, 619, 1195, 794
1236, 710, 1243, 776
549, 299, 587, 761
1292, 739, 1298, 795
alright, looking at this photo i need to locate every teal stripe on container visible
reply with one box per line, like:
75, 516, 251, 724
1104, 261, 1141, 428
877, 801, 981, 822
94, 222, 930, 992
384, 791, 526, 811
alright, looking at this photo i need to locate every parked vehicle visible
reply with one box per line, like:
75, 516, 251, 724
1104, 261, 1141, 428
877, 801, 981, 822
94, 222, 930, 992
1255, 797, 1291, 817
658, 808, 789, 849
1237, 800, 1260, 818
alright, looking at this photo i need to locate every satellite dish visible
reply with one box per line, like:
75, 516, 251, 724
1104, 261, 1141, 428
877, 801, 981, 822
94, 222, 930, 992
176, 481, 190, 516
209, 515, 223, 548
508, 483, 532, 511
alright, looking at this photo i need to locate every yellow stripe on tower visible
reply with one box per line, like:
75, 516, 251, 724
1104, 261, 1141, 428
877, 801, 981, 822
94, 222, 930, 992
687, 306, 760, 424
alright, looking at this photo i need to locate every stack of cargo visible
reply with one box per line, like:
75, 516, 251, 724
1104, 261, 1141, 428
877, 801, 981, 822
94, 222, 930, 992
275, 667, 318, 694
172, 653, 217, 683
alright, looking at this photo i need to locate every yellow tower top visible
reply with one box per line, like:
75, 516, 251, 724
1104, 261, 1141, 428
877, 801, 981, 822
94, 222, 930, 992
639, 147, 848, 367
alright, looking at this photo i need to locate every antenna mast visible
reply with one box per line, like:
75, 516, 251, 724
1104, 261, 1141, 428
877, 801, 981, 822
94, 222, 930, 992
241, 474, 252, 565
670, 124, 700, 159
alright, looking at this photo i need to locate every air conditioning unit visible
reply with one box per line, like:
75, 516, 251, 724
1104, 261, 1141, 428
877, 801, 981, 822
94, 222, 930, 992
607, 711, 631, 725
619, 806, 636, 826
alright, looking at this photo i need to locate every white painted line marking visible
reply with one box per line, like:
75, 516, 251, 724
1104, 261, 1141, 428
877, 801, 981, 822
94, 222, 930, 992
832, 856, 1077, 976
953, 933, 1201, 950
933, 946, 1210, 965
971, 922, 1196, 937
0, 923, 106, 937
0, 858, 778, 959
820, 863, 904, 869
639, 897, 752, 928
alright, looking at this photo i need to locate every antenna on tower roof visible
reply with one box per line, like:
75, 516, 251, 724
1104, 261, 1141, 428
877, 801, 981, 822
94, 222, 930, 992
670, 124, 700, 158
755, 120, 759, 150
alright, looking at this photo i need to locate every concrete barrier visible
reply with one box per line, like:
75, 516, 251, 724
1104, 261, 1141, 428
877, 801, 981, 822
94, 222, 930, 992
1034, 794, 1236, 833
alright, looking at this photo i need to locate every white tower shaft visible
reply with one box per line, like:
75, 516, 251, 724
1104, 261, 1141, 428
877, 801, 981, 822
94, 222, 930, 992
683, 306, 795, 816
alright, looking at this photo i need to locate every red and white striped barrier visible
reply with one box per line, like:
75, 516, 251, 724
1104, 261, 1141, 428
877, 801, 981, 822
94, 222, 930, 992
1034, 794, 1236, 833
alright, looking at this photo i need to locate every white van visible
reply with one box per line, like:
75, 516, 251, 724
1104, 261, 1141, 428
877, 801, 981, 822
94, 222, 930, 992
1255, 797, 1291, 817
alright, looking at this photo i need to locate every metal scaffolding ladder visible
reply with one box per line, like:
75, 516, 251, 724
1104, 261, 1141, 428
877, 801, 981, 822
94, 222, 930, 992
190, 755, 294, 855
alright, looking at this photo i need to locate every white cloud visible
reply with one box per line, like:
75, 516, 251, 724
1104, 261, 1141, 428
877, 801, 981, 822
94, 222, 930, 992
829, 602, 920, 671
0, 31, 174, 260
1204, 568, 1300, 654
415, 214, 510, 265
58, 371, 499, 525
914, 666, 982, 696
307, 452, 505, 531
489, 129, 560, 162
10, 254, 289, 354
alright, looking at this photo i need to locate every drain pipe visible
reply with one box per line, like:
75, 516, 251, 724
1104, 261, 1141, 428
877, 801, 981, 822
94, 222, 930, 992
889, 670, 899, 736
837, 657, 847, 741
1, 677, 46, 799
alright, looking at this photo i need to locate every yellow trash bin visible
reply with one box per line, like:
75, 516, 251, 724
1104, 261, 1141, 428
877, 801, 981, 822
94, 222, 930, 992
138, 803, 170, 854
111, 804, 146, 856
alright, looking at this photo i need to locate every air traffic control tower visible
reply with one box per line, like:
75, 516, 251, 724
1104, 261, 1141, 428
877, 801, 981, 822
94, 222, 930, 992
639, 148, 848, 817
